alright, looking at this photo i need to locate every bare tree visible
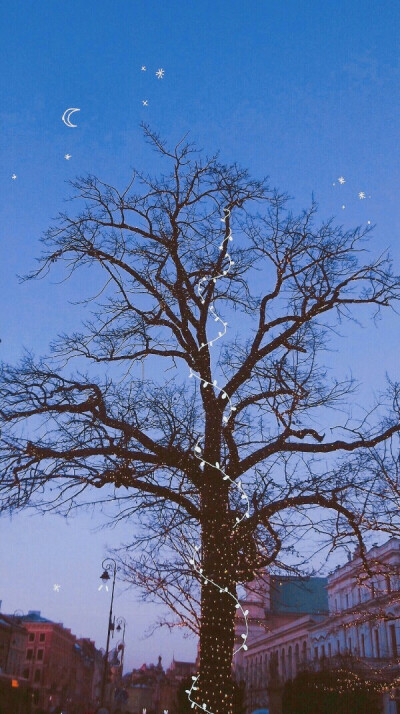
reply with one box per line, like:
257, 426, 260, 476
1, 126, 400, 714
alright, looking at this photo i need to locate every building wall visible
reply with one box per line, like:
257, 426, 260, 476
235, 539, 400, 714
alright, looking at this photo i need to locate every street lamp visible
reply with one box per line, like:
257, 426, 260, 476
99, 558, 118, 707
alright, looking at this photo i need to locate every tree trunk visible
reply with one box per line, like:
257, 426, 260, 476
197, 513, 238, 714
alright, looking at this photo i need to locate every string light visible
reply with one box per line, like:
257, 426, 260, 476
186, 207, 251, 714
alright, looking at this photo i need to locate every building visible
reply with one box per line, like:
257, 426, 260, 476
121, 656, 197, 714
234, 574, 328, 713
234, 539, 400, 714
7, 610, 102, 713
0, 613, 28, 677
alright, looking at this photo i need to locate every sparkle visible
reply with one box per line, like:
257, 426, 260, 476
338, 176, 346, 184
53, 584, 61, 592
142, 100, 148, 106
141, 66, 146, 71
358, 191, 366, 199
156, 68, 165, 79
11, 174, 17, 180
367, 220, 371, 224
98, 583, 109, 592
64, 154, 71, 160
342, 205, 346, 209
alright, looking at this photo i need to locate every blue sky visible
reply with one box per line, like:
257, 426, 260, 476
1, 1, 399, 670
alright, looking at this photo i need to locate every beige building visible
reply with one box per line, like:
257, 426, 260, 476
234, 539, 400, 714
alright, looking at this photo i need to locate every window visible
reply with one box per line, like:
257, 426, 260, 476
358, 587, 362, 603
337, 639, 340, 654
348, 637, 352, 654
321, 645, 325, 658
39, 633, 45, 642
390, 624, 397, 657
314, 646, 318, 660
37, 649, 44, 661
386, 576, 392, 594
334, 598, 338, 611
28, 633, 35, 642
22, 669, 29, 680
361, 633, 366, 657
34, 669, 41, 683
328, 642, 332, 657
374, 629, 380, 658
26, 649, 33, 660
345, 593, 349, 609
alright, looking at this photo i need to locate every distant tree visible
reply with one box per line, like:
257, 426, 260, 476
282, 667, 383, 714
2, 125, 400, 714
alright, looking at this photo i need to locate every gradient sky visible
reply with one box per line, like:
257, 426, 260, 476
1, 0, 400, 670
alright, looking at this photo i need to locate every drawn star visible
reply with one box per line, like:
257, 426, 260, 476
11, 174, 17, 180
358, 192, 366, 199
64, 154, 71, 160
53, 584, 61, 592
142, 100, 148, 106
156, 68, 165, 79
338, 176, 346, 184
141, 66, 146, 71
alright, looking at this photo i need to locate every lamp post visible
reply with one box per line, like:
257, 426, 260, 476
115, 616, 127, 673
99, 558, 118, 707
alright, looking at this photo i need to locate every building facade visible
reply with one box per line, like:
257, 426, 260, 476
7, 610, 102, 712
0, 613, 28, 677
234, 539, 400, 714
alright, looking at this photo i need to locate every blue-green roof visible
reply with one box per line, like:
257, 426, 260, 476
270, 576, 328, 615
19, 611, 53, 623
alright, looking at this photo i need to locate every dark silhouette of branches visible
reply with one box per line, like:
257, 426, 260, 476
1, 125, 400, 714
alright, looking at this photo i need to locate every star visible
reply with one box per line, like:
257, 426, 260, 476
142, 100, 148, 106
338, 176, 346, 184
141, 66, 146, 71
358, 192, 366, 199
64, 154, 71, 160
156, 68, 165, 79
11, 174, 17, 180
53, 584, 61, 592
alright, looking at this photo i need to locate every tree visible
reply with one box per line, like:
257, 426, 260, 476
282, 666, 383, 714
1, 125, 400, 714
177, 676, 245, 714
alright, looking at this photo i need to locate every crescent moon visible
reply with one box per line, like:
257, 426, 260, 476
62, 108, 80, 127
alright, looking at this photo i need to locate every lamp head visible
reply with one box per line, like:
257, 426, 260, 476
100, 569, 111, 582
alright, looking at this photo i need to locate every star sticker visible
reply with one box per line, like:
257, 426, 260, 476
53, 584, 61, 592
11, 174, 17, 180
64, 154, 71, 160
338, 176, 346, 184
358, 192, 366, 199
156, 68, 165, 79
142, 100, 148, 106
141, 66, 146, 71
